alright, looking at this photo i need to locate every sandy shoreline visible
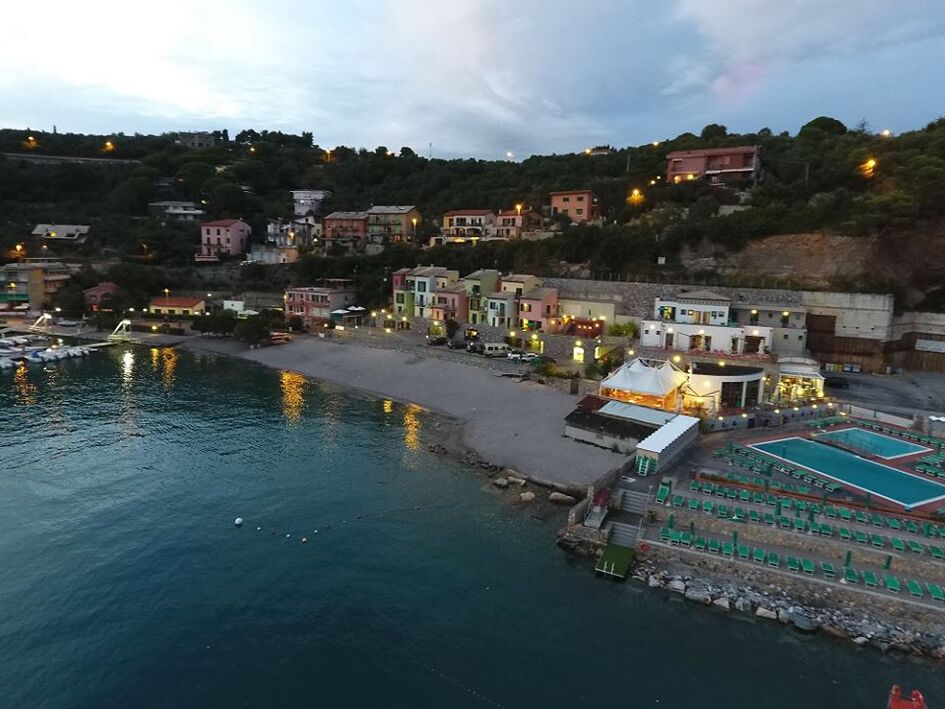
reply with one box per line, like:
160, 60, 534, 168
182, 336, 626, 491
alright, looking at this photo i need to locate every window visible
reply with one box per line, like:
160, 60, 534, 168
577, 195, 585, 202
216, 229, 221, 236
561, 196, 570, 202
521, 302, 532, 312
418, 282, 426, 292
576, 208, 583, 215
780, 313, 790, 327
783, 334, 788, 339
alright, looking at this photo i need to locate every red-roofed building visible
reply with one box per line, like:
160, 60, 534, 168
147, 296, 206, 316
83, 282, 121, 311
441, 209, 496, 237
549, 190, 599, 223
197, 218, 251, 262
665, 146, 760, 185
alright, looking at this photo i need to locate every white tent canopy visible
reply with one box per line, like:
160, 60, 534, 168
600, 358, 687, 397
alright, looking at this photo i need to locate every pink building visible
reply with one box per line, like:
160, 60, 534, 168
518, 287, 558, 331
83, 281, 120, 311
549, 190, 599, 223
665, 146, 760, 185
431, 284, 468, 322
285, 279, 357, 330
494, 208, 541, 238
197, 219, 251, 261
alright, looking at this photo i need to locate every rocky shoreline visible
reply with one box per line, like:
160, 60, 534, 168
631, 555, 945, 664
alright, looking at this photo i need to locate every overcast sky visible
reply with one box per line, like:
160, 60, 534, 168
2, 0, 944, 158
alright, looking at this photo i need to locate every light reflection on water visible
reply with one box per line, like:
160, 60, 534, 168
279, 370, 307, 424
403, 404, 422, 450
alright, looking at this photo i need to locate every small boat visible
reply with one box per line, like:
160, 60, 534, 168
888, 685, 927, 708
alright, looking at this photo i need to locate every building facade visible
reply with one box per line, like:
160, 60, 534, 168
463, 269, 501, 325
285, 280, 358, 329
441, 210, 496, 237
148, 201, 206, 221
485, 292, 518, 329
549, 190, 599, 223
494, 208, 540, 238
2, 261, 71, 312
665, 146, 761, 185
367, 206, 421, 251
32, 224, 90, 246
500, 274, 541, 296
518, 287, 559, 331
323, 211, 369, 253
431, 284, 469, 322
196, 219, 251, 261
291, 189, 332, 217
83, 282, 120, 311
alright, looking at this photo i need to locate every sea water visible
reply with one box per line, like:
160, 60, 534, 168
1, 347, 943, 708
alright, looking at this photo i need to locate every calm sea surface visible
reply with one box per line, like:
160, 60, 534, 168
1, 347, 943, 708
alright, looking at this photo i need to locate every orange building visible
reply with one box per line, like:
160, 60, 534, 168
549, 190, 599, 223
665, 146, 760, 185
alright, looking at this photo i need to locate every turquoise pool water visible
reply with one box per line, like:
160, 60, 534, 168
752, 437, 945, 509
816, 428, 929, 459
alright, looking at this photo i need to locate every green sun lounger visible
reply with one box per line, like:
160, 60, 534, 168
672, 495, 684, 508
863, 571, 878, 588
824, 505, 838, 518
794, 519, 808, 532
787, 556, 800, 572
855, 531, 869, 545
656, 486, 670, 504
749, 510, 761, 524
844, 567, 859, 583
905, 522, 920, 534
768, 552, 780, 568
908, 541, 925, 555
929, 545, 944, 561
821, 562, 836, 579
891, 538, 905, 553
753, 548, 766, 563
855, 511, 868, 524
885, 575, 901, 593
670, 530, 682, 545
907, 580, 924, 598
723, 542, 734, 558
764, 513, 775, 526
689, 481, 700, 492
819, 524, 834, 537
702, 500, 714, 513
717, 505, 729, 518
708, 539, 721, 554
870, 514, 885, 527
688, 498, 700, 511
839, 508, 852, 521
659, 527, 671, 542
738, 545, 750, 560
801, 559, 815, 575
870, 534, 885, 548
680, 532, 692, 547
887, 518, 901, 530
928, 583, 945, 602
839, 527, 852, 542
695, 536, 706, 551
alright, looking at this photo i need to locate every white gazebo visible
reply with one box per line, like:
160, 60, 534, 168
599, 358, 688, 410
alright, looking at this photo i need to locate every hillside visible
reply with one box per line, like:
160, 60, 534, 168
2, 115, 945, 310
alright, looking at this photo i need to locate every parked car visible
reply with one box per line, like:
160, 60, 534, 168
532, 355, 556, 365
824, 376, 850, 389
482, 342, 511, 357
506, 350, 527, 361
466, 342, 485, 354
427, 336, 448, 346
447, 339, 466, 349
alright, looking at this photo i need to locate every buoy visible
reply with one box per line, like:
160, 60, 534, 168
313, 529, 318, 534
285, 533, 291, 538
301, 537, 308, 544
234, 517, 244, 527
256, 526, 261, 531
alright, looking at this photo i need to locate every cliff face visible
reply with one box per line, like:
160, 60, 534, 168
679, 221, 945, 307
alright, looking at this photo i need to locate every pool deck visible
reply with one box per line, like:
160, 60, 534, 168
745, 424, 945, 513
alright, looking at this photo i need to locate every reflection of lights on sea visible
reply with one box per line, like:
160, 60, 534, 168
151, 347, 160, 371
14, 363, 37, 406
383, 399, 393, 415
403, 404, 422, 450
280, 371, 307, 424
161, 349, 178, 391
122, 350, 135, 383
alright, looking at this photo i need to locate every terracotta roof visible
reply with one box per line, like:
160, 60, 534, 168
324, 211, 368, 220
666, 146, 758, 158
149, 296, 205, 308
443, 209, 495, 216
549, 189, 595, 196
201, 219, 245, 228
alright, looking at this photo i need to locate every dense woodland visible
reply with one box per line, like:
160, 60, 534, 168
3, 115, 945, 309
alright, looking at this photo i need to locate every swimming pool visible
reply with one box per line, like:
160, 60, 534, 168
751, 437, 945, 509
815, 427, 930, 459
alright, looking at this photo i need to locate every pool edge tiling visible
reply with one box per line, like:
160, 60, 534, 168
814, 427, 931, 460
750, 436, 945, 511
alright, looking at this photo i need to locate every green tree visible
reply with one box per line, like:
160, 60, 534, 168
234, 316, 270, 345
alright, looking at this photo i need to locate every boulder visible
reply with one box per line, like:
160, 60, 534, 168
734, 597, 753, 613
548, 492, 577, 505
519, 491, 536, 503
508, 477, 527, 487
778, 609, 791, 624
790, 611, 819, 634
492, 477, 509, 488
712, 597, 731, 611
755, 607, 778, 621
668, 579, 687, 594
648, 575, 663, 589
852, 636, 870, 646
685, 588, 712, 604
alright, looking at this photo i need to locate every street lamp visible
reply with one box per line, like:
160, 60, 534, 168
411, 217, 418, 238
515, 203, 522, 216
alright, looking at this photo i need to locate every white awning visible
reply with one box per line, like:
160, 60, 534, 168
600, 358, 687, 397
779, 365, 824, 380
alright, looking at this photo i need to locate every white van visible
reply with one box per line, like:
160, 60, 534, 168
482, 342, 511, 358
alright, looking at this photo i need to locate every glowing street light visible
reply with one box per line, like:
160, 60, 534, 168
881, 129, 891, 138
515, 203, 523, 216
861, 158, 877, 178
627, 188, 644, 206
103, 140, 115, 153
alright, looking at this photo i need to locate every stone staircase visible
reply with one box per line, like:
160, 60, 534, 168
608, 521, 640, 547
618, 489, 650, 515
